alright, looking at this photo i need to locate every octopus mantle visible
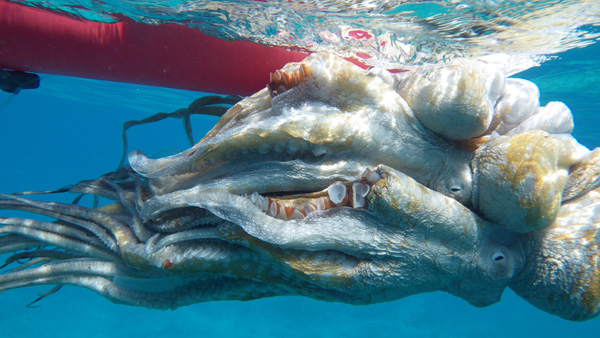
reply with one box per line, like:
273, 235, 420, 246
1, 54, 600, 321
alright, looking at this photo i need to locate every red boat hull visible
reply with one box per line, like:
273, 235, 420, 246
0, 0, 307, 95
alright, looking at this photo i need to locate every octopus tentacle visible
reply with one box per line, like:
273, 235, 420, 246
219, 237, 385, 304
0, 217, 108, 250
8, 258, 56, 273
127, 171, 145, 210
118, 95, 241, 168
0, 234, 45, 255
0, 194, 139, 246
151, 228, 221, 250
510, 185, 600, 321
99, 177, 151, 242
3, 249, 83, 267
146, 207, 222, 233
0, 202, 117, 251
65, 275, 288, 309
0, 260, 121, 290
562, 147, 600, 201
0, 220, 117, 261
67, 169, 147, 202
68, 180, 123, 201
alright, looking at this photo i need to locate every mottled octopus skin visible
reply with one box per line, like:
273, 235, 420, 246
0, 53, 599, 321
510, 186, 600, 321
473, 130, 587, 233
129, 53, 476, 205
396, 58, 505, 140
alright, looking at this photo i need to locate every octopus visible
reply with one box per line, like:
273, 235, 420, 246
1, 53, 600, 321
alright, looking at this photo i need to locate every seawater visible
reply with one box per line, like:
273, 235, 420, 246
0, 44, 599, 338
1, 2, 600, 336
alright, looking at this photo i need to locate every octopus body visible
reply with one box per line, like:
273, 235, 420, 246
1, 54, 599, 321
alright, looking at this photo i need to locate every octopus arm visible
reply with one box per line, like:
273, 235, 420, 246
473, 130, 590, 232
510, 185, 600, 321
562, 147, 600, 201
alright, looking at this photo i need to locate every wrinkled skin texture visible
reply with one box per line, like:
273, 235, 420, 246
1, 54, 599, 321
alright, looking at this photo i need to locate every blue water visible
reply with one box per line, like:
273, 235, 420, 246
1, 41, 600, 338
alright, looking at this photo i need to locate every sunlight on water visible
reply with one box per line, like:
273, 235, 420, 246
12, 0, 600, 70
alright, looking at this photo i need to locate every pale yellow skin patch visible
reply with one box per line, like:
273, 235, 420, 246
473, 130, 583, 233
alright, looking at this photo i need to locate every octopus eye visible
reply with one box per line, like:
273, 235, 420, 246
492, 252, 505, 262
445, 176, 464, 195
479, 247, 517, 281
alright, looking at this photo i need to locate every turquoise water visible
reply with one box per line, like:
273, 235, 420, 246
0, 43, 600, 337
2, 0, 600, 335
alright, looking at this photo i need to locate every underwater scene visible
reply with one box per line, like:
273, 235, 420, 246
1, 0, 600, 337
